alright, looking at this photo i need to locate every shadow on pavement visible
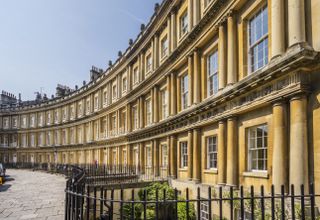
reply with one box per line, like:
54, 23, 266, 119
4, 175, 15, 182
0, 184, 11, 192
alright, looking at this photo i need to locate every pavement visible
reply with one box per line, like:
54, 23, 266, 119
0, 169, 66, 220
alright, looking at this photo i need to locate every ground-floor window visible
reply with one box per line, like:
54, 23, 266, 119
200, 199, 210, 220
180, 142, 188, 168
247, 124, 268, 171
207, 136, 217, 169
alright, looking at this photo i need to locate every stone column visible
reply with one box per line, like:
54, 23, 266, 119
193, 49, 201, 104
170, 135, 177, 178
187, 130, 193, 180
153, 87, 159, 123
226, 117, 238, 186
227, 14, 237, 85
272, 101, 288, 192
193, 0, 200, 26
170, 9, 177, 51
188, 0, 193, 31
200, 56, 207, 100
290, 95, 308, 192
170, 73, 177, 115
167, 75, 171, 116
288, 0, 306, 47
218, 121, 227, 184
193, 128, 201, 182
153, 35, 159, 69
188, 55, 194, 106
139, 96, 144, 129
139, 143, 145, 174
153, 140, 160, 176
126, 103, 131, 132
167, 16, 172, 54
218, 23, 227, 89
271, 0, 285, 58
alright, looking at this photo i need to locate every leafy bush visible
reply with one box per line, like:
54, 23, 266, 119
123, 182, 195, 220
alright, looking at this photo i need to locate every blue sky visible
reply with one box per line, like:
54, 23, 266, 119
0, 0, 160, 100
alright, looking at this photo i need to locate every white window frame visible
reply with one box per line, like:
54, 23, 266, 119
181, 74, 189, 110
207, 136, 218, 169
161, 89, 168, 120
146, 99, 152, 126
180, 142, 188, 168
161, 35, 168, 58
247, 124, 268, 172
207, 51, 219, 96
161, 144, 168, 168
248, 5, 268, 74
180, 11, 188, 38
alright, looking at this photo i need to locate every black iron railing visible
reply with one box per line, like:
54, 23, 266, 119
4, 163, 320, 219
65, 182, 320, 220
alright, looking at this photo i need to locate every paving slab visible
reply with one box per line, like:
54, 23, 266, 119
0, 169, 66, 220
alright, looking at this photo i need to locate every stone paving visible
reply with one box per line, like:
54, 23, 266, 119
0, 169, 66, 220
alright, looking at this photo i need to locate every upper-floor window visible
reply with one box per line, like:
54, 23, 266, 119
62, 108, 67, 120
38, 133, 43, 146
46, 132, 51, 146
86, 100, 91, 113
70, 128, 75, 144
146, 99, 152, 126
12, 118, 17, 128
133, 67, 139, 85
248, 124, 268, 171
39, 114, 43, 126
180, 11, 188, 38
30, 134, 35, 147
112, 85, 117, 100
54, 111, 58, 122
132, 106, 138, 130
146, 54, 152, 73
3, 118, 9, 128
94, 96, 99, 109
47, 112, 51, 124
180, 142, 188, 168
160, 90, 168, 120
122, 77, 127, 92
22, 116, 27, 127
78, 102, 83, 115
181, 74, 189, 110
248, 5, 268, 73
111, 114, 117, 131
207, 136, 217, 169
207, 50, 219, 96
161, 36, 168, 58
70, 106, 75, 118
103, 91, 108, 104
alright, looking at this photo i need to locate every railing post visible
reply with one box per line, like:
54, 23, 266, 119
300, 184, 305, 220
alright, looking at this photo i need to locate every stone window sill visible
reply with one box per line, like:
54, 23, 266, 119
243, 171, 269, 179
179, 168, 188, 172
204, 169, 218, 174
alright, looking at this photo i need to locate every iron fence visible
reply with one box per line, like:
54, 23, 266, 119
65, 181, 320, 220
63, 165, 320, 220
4, 163, 320, 219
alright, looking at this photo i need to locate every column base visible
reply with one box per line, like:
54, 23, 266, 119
192, 179, 200, 184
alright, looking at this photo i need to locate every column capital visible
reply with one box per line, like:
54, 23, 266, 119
289, 94, 308, 102
271, 98, 288, 107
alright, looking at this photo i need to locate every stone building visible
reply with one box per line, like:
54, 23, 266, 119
1, 0, 320, 199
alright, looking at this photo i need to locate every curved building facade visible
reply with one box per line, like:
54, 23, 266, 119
1, 0, 320, 194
